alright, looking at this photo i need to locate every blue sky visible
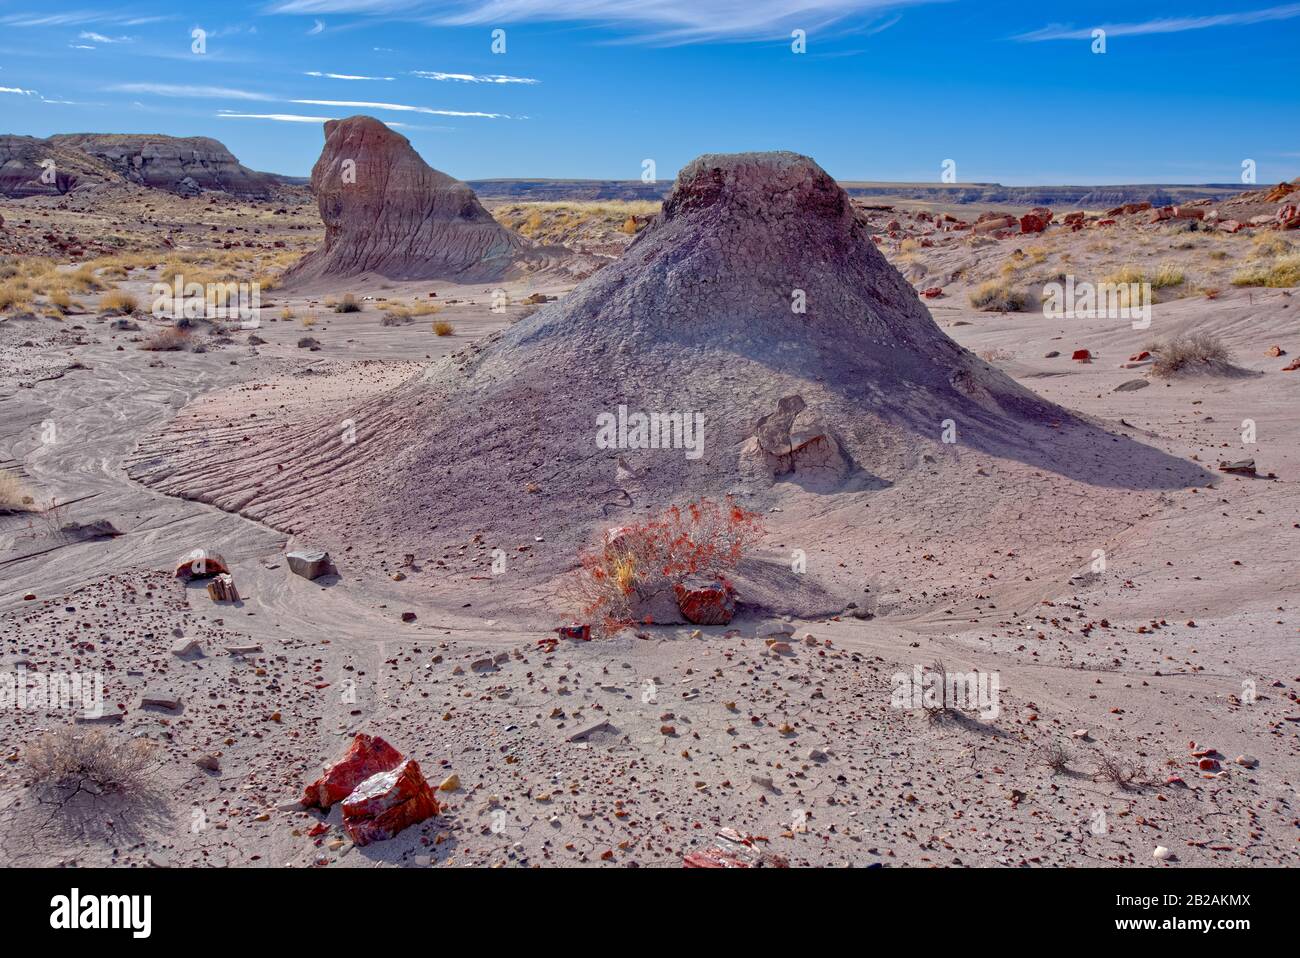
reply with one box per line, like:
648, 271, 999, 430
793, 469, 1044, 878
1, 1, 1297, 184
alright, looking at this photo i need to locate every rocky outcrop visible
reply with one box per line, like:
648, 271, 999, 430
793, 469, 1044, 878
1, 132, 278, 198
286, 115, 533, 283
0, 134, 123, 197
46, 134, 279, 198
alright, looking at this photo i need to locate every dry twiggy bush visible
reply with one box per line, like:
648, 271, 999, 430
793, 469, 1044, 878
1092, 752, 1150, 791
140, 326, 190, 351
25, 727, 157, 799
561, 497, 764, 636
1147, 333, 1232, 377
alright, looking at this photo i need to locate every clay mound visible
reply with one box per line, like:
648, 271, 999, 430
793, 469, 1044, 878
132, 151, 1207, 616
284, 115, 536, 284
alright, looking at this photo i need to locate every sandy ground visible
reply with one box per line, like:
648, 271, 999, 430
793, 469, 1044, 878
1, 198, 1297, 868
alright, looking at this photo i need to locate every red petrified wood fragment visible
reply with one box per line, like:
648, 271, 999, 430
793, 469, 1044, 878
301, 733, 404, 810
341, 759, 440, 846
675, 576, 737, 625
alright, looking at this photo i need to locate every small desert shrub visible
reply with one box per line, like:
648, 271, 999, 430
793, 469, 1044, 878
1148, 333, 1231, 377
98, 290, 138, 315
48, 288, 74, 313
0, 282, 32, 312
1251, 233, 1293, 258
333, 293, 362, 313
280, 306, 294, 321
1151, 262, 1185, 289
1092, 753, 1150, 791
25, 726, 156, 797
66, 264, 106, 293
432, 320, 454, 336
1232, 254, 1300, 288
561, 497, 764, 636
0, 470, 35, 512
300, 313, 318, 329
969, 279, 1030, 312
140, 326, 190, 351
922, 660, 953, 722
1035, 740, 1072, 774
1102, 265, 1147, 287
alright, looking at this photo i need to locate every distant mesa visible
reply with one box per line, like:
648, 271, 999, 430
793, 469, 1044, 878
0, 132, 280, 199
284, 115, 543, 284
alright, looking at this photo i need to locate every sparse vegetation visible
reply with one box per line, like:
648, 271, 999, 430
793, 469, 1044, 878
561, 497, 764, 637
0, 470, 36, 513
969, 279, 1030, 312
1232, 254, 1300, 288
1146, 332, 1232, 377
332, 293, 362, 313
140, 326, 190, 351
432, 320, 454, 336
1035, 740, 1072, 774
1092, 752, 1150, 791
25, 726, 157, 799
1151, 262, 1185, 289
98, 290, 138, 315
0, 281, 32, 313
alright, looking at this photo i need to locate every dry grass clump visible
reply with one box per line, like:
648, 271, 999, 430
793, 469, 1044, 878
432, 320, 454, 336
332, 293, 362, 313
0, 470, 36, 513
25, 726, 156, 798
561, 497, 764, 636
47, 288, 75, 314
300, 313, 318, 329
1250, 233, 1294, 258
1151, 262, 1185, 289
379, 298, 444, 321
140, 326, 190, 351
969, 279, 1030, 312
1232, 254, 1300, 288
1146, 333, 1232, 377
0, 281, 32, 313
98, 290, 138, 315
280, 306, 295, 321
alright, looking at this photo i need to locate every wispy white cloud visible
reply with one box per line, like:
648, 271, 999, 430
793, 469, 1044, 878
1015, 3, 1300, 41
0, 86, 38, 95
217, 111, 336, 123
411, 70, 538, 84
109, 83, 275, 100
264, 0, 937, 43
306, 70, 395, 80
2, 11, 170, 28
291, 97, 509, 117
308, 18, 326, 34
78, 30, 134, 43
